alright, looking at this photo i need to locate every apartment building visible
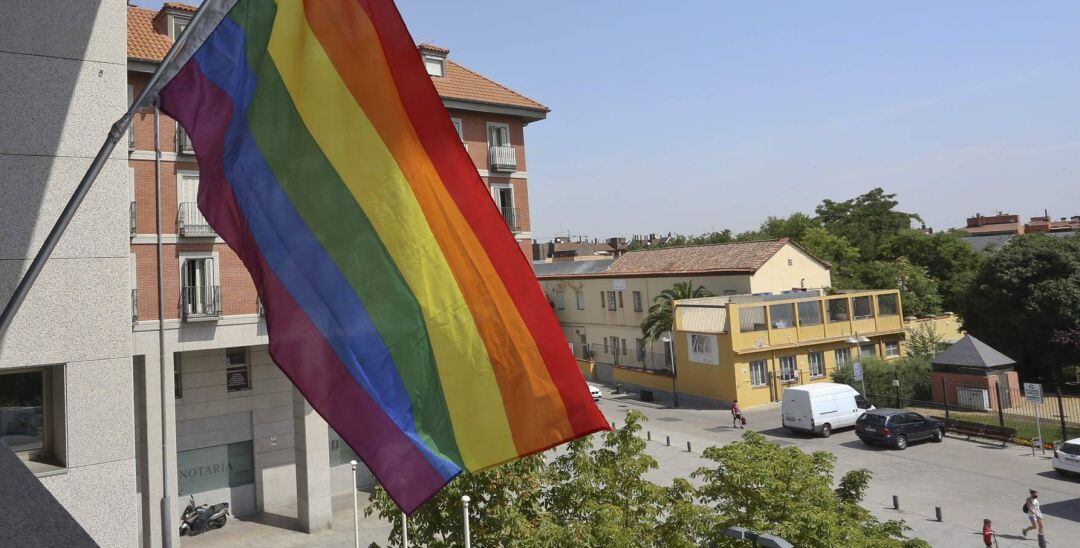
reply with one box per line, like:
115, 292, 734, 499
667, 289, 907, 408
122, 3, 549, 546
536, 239, 833, 385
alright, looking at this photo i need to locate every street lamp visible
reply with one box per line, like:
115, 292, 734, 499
660, 333, 679, 408
845, 333, 870, 396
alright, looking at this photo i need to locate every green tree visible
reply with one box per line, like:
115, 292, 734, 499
815, 188, 922, 261
957, 234, 1080, 380
640, 281, 715, 344
843, 258, 942, 318
799, 227, 861, 270
905, 322, 945, 361
692, 431, 928, 548
833, 357, 932, 404
737, 212, 821, 242
881, 230, 982, 312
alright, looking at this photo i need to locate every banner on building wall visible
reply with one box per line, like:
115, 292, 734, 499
687, 333, 719, 365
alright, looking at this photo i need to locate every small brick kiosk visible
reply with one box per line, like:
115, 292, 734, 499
930, 335, 1021, 411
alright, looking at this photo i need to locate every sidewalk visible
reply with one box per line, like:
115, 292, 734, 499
181, 491, 394, 548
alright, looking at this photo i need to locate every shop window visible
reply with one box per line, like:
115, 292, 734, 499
177, 440, 254, 495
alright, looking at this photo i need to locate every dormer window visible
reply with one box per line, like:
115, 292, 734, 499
168, 15, 191, 40
424, 55, 444, 77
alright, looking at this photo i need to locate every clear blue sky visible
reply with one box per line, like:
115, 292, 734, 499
138, 1, 1079, 240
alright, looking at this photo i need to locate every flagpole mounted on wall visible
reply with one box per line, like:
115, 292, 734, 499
0, 0, 217, 340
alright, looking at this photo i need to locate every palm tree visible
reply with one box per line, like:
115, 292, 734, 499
640, 281, 715, 344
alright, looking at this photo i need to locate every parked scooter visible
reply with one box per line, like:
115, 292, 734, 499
179, 495, 230, 536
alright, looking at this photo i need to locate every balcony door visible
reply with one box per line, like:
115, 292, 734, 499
487, 124, 509, 147
182, 257, 216, 317
490, 185, 516, 230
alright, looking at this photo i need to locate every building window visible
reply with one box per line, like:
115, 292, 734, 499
487, 123, 510, 147
797, 300, 822, 326
621, 338, 628, 356
808, 351, 825, 378
860, 344, 877, 359
180, 256, 220, 319
769, 303, 795, 329
749, 360, 768, 387
0, 369, 47, 455
852, 296, 873, 319
885, 340, 901, 358
877, 293, 899, 316
739, 306, 768, 332
225, 347, 250, 392
607, 291, 617, 311
600, 291, 605, 307
835, 348, 850, 367
174, 352, 183, 400
177, 440, 254, 495
603, 338, 609, 354
827, 299, 850, 323
575, 290, 585, 310
329, 428, 359, 467
618, 291, 624, 309
636, 338, 646, 363
787, 259, 793, 266
451, 117, 463, 141
423, 55, 444, 77
555, 291, 565, 311
632, 291, 643, 312
609, 337, 621, 358
779, 356, 797, 383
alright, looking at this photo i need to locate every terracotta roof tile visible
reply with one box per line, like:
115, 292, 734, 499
432, 60, 548, 112
605, 239, 791, 275
418, 42, 449, 55
128, 6, 173, 62
126, 7, 547, 113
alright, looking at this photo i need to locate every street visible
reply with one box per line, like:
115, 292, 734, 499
595, 387, 1080, 547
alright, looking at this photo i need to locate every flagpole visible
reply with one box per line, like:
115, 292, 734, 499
0, 0, 216, 339
154, 100, 176, 548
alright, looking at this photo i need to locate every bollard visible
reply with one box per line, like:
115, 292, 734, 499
687, 441, 692, 452
934, 507, 942, 522
647, 431, 651, 441
666, 435, 671, 446
892, 495, 899, 510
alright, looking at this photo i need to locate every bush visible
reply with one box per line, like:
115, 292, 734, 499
833, 357, 931, 406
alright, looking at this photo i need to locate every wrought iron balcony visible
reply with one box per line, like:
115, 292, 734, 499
487, 145, 517, 172
129, 201, 136, 237
177, 126, 195, 155
131, 288, 138, 323
180, 285, 222, 321
500, 207, 520, 232
178, 202, 215, 237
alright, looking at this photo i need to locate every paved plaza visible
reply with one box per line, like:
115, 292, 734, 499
183, 385, 1080, 547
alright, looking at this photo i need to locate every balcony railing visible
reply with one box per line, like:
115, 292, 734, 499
129, 201, 136, 237
177, 126, 194, 155
500, 207, 520, 232
181, 285, 222, 321
487, 145, 517, 172
131, 288, 138, 323
178, 202, 215, 237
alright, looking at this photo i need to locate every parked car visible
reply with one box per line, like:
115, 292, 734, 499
1052, 438, 1080, 476
781, 383, 874, 437
588, 383, 602, 401
856, 409, 944, 449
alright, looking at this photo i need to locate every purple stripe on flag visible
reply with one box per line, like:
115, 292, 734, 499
160, 58, 448, 512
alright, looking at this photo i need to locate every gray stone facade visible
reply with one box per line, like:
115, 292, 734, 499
0, 2, 137, 546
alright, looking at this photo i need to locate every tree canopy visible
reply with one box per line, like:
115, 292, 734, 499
640, 281, 714, 344
364, 411, 928, 547
956, 234, 1080, 380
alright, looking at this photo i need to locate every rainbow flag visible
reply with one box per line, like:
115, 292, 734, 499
153, 0, 608, 512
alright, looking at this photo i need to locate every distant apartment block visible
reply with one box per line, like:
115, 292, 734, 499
961, 210, 1080, 251
533, 236, 628, 262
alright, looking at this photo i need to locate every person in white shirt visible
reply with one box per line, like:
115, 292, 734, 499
1022, 489, 1044, 537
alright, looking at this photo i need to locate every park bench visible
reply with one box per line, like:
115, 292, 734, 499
932, 416, 1017, 443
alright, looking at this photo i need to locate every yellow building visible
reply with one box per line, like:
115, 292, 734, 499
535, 239, 832, 384
667, 289, 907, 408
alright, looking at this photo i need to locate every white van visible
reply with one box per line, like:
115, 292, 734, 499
781, 383, 873, 437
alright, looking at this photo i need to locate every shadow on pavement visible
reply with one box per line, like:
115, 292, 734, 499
1039, 498, 1080, 522
837, 439, 890, 451
233, 511, 300, 532
1035, 470, 1079, 482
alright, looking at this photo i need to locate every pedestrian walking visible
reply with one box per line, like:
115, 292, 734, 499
1021, 489, 1044, 538
982, 518, 997, 547
731, 400, 745, 429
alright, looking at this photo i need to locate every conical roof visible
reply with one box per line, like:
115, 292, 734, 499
931, 334, 1015, 369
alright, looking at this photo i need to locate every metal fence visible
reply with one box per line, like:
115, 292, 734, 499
853, 373, 1080, 446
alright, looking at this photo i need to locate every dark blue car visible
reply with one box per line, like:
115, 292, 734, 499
855, 409, 945, 450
